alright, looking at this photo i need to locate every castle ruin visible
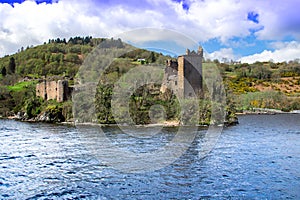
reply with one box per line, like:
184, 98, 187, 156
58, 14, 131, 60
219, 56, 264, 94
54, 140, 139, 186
161, 46, 203, 98
36, 80, 71, 102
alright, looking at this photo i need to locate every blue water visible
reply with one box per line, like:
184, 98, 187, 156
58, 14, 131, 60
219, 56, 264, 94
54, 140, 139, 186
0, 114, 300, 199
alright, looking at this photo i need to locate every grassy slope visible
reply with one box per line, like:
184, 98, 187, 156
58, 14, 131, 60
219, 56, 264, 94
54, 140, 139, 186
7, 81, 38, 92
220, 62, 300, 111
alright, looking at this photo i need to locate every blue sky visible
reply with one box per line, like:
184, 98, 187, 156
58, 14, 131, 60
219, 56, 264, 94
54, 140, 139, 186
0, 0, 300, 63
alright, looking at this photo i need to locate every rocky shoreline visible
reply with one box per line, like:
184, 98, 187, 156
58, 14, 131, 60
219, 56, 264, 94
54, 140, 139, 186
4, 108, 300, 127
4, 110, 66, 123
2, 113, 239, 127
236, 108, 300, 115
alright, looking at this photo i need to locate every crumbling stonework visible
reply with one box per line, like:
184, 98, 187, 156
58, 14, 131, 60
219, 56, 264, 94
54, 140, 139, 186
36, 80, 71, 102
36, 81, 47, 100
161, 46, 203, 98
46, 81, 58, 100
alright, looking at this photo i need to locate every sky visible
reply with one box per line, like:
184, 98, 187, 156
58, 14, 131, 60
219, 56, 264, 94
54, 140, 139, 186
0, 0, 300, 63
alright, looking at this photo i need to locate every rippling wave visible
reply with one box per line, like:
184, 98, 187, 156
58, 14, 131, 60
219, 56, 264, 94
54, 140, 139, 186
0, 115, 300, 199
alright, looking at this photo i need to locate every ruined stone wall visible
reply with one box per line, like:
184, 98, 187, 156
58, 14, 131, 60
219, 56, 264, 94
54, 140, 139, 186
177, 56, 185, 98
36, 80, 71, 102
161, 60, 179, 95
36, 81, 46, 99
182, 55, 202, 97
165, 59, 178, 76
57, 80, 69, 102
46, 81, 58, 101
162, 46, 203, 98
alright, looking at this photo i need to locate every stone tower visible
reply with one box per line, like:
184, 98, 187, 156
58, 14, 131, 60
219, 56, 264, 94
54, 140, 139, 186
57, 80, 69, 102
177, 46, 203, 98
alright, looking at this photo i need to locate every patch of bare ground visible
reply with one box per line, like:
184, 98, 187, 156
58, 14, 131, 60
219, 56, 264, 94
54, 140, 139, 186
254, 76, 300, 94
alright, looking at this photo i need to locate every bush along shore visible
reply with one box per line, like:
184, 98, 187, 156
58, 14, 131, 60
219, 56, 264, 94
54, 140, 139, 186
1, 37, 300, 125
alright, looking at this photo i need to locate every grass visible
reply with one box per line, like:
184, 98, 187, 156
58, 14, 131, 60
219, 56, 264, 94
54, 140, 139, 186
131, 61, 144, 65
7, 81, 37, 92
224, 71, 237, 78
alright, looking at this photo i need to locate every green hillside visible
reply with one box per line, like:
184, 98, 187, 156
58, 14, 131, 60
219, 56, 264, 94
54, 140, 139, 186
1, 36, 299, 124
216, 61, 300, 112
0, 37, 174, 122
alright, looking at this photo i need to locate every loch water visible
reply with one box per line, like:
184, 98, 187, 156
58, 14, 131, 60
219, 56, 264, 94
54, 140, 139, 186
0, 114, 300, 199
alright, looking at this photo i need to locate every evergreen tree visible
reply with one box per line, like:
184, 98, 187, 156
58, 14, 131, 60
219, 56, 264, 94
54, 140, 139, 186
68, 37, 74, 44
84, 36, 90, 45
1, 66, 6, 77
149, 51, 156, 63
8, 57, 16, 74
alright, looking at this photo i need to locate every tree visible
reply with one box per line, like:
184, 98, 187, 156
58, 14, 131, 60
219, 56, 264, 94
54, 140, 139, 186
149, 51, 156, 63
84, 36, 91, 45
68, 37, 74, 44
8, 57, 16, 74
213, 59, 220, 64
1, 67, 6, 77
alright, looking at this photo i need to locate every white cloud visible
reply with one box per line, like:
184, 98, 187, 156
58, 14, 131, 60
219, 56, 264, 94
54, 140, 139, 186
255, 0, 300, 40
185, 0, 258, 42
240, 41, 300, 63
0, 0, 299, 61
205, 48, 236, 62
0, 0, 261, 56
0, 2, 109, 55
0, 0, 112, 56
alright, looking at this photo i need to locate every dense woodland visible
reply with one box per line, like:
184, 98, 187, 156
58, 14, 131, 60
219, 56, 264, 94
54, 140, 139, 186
0, 36, 299, 124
